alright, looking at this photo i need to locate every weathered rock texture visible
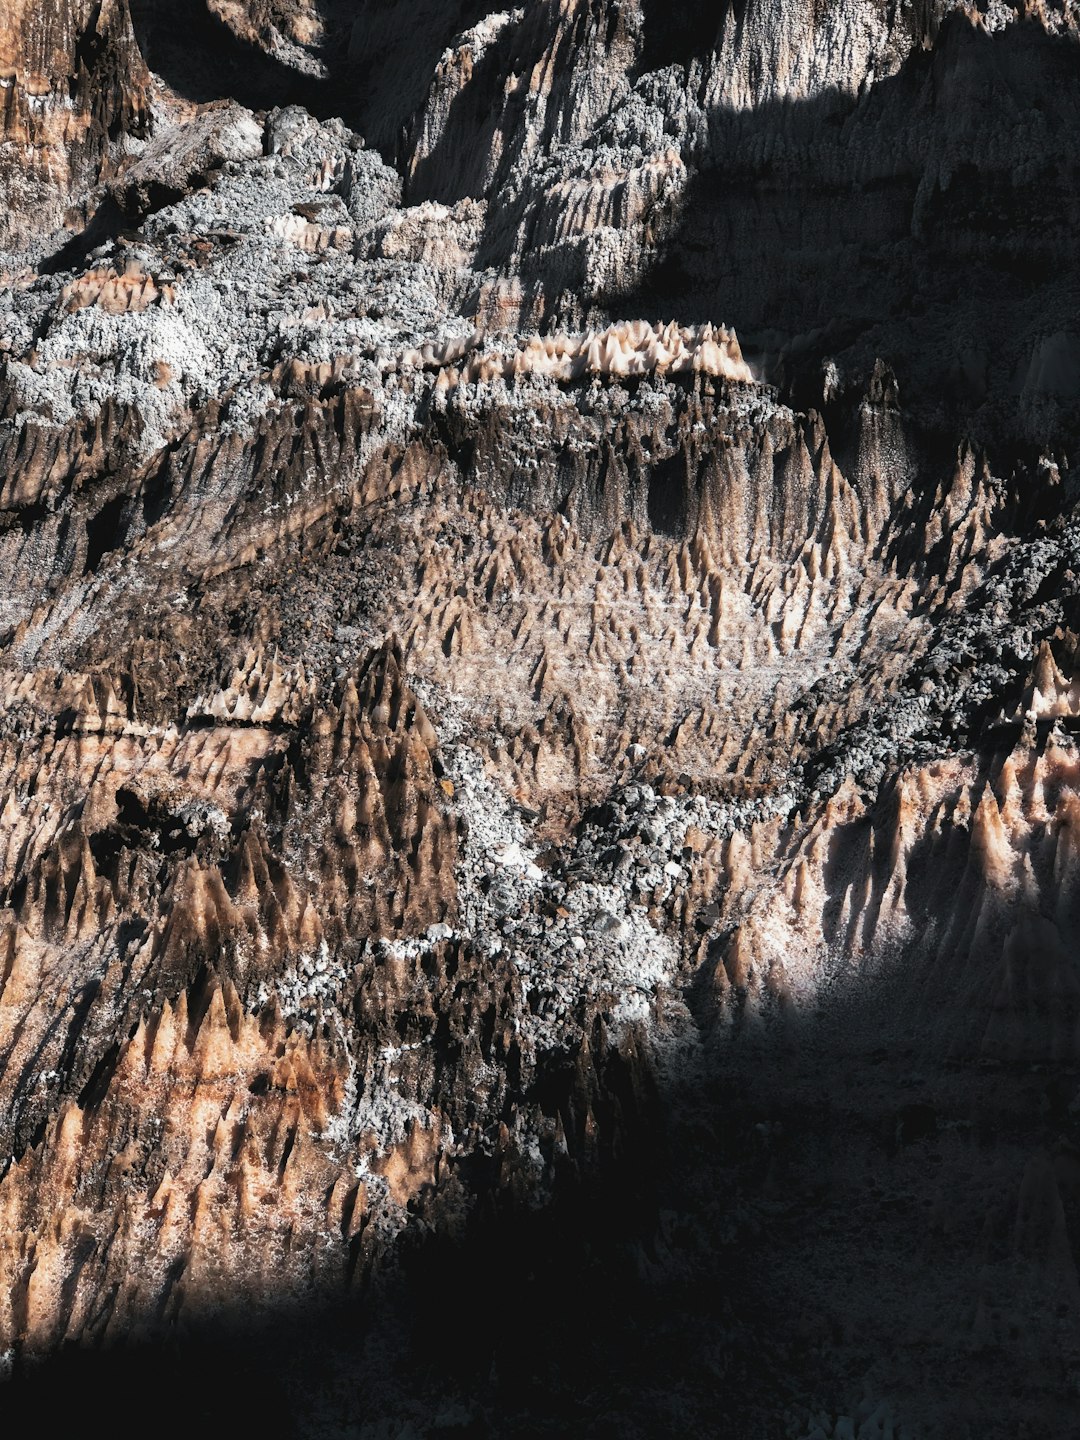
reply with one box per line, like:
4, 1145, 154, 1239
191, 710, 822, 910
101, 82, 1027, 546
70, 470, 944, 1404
2, 2, 1080, 1437
0, 0, 150, 250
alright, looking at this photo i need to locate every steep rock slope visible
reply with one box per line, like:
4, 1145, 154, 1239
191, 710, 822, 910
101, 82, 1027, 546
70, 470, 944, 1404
1, 3, 1080, 1437
0, 0, 149, 251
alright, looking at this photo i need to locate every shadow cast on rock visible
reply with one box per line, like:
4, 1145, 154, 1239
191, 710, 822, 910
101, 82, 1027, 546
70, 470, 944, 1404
618, 13, 1080, 447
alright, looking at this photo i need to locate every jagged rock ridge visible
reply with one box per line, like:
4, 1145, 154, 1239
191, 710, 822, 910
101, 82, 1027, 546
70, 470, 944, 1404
2, 3, 1080, 1437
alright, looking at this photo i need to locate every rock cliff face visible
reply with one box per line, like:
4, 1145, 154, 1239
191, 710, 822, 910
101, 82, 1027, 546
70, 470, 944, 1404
0, 0, 150, 251
2, 2, 1080, 1436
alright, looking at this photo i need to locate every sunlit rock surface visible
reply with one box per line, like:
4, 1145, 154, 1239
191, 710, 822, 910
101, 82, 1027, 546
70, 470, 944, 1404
2, 2, 1080, 1436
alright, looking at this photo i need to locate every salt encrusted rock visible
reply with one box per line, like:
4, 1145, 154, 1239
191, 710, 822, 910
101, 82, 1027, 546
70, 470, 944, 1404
1, 4, 1079, 1437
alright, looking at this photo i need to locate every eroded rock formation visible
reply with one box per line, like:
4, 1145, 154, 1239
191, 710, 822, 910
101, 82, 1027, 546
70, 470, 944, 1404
2, 2, 1080, 1436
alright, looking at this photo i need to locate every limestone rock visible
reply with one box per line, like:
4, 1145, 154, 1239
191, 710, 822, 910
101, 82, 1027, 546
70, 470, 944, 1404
0, 3, 1079, 1437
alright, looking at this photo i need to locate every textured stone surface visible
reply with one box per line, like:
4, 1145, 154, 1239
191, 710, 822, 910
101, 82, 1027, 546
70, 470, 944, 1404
2, 2, 1080, 1436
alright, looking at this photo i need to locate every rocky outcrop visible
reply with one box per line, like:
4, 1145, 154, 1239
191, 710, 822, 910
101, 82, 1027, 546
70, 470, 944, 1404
1, 2, 1080, 1437
0, 0, 149, 252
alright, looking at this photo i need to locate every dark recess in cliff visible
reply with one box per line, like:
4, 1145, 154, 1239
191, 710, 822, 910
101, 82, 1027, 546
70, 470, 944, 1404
622, 14, 1080, 443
